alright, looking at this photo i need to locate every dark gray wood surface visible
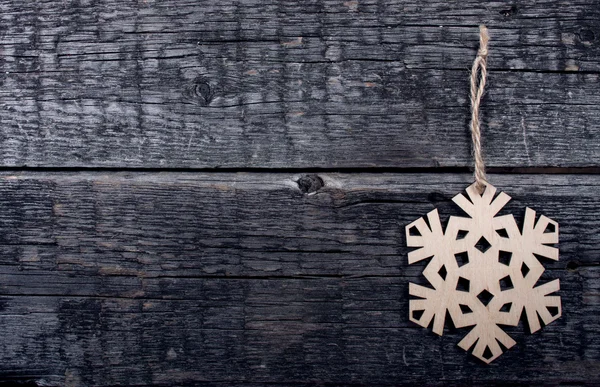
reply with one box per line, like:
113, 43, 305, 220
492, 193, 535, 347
0, 172, 597, 386
0, 0, 599, 168
1, 0, 600, 386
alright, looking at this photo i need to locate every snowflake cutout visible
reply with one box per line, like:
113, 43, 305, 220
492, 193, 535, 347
407, 182, 561, 363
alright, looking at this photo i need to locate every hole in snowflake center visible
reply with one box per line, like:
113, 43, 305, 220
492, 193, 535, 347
521, 262, 530, 277
456, 230, 469, 240
454, 251, 469, 267
498, 250, 512, 266
460, 304, 473, 314
456, 277, 470, 292
500, 302, 512, 313
496, 228, 509, 238
438, 265, 447, 280
499, 275, 514, 291
477, 289, 494, 306
474, 236, 492, 253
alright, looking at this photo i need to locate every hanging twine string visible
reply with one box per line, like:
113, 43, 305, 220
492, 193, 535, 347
470, 25, 489, 194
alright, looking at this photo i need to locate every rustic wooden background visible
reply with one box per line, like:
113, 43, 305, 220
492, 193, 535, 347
1, 1, 599, 386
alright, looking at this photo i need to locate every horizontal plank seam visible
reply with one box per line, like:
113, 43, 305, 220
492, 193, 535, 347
1, 166, 600, 174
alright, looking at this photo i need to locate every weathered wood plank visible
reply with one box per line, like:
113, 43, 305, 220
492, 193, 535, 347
0, 0, 599, 168
0, 172, 597, 386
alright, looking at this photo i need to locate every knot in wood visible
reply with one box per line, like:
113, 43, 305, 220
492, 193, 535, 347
578, 29, 595, 43
499, 5, 517, 17
186, 78, 213, 106
297, 174, 324, 194
567, 261, 579, 271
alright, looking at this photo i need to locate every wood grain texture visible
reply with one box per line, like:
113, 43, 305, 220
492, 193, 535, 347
0, 172, 597, 386
0, 0, 599, 168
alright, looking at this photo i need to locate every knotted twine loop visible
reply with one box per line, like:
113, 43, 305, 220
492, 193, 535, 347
470, 25, 489, 194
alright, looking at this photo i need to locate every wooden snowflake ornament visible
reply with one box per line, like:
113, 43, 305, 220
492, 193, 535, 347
407, 183, 561, 364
